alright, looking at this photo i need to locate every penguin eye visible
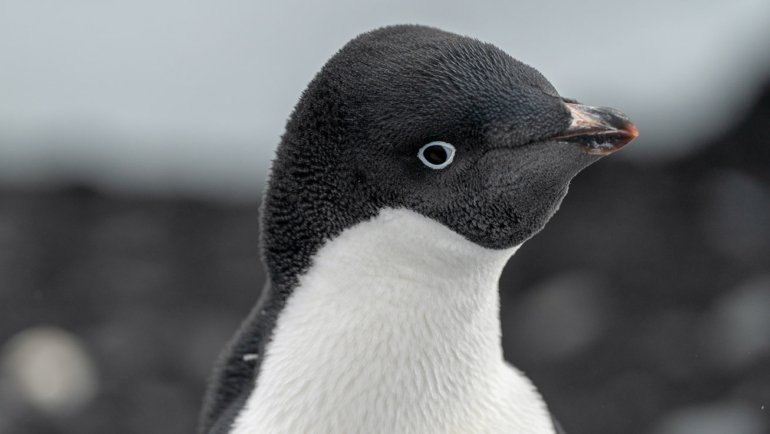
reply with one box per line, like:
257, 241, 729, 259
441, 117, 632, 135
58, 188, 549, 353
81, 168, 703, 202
418, 141, 455, 169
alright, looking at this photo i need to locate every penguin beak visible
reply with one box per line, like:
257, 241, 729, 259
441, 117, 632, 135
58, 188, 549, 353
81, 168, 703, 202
549, 102, 639, 155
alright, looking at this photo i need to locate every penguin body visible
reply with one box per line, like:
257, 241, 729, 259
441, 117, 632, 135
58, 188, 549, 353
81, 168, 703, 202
231, 208, 550, 433
200, 25, 636, 434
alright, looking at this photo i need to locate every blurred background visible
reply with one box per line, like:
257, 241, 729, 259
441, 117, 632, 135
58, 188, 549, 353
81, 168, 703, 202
1, 1, 769, 433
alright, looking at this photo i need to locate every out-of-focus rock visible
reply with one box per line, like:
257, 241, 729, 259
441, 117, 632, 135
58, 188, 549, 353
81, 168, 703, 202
699, 275, 770, 371
701, 170, 770, 263
0, 326, 99, 416
504, 271, 612, 362
650, 400, 766, 434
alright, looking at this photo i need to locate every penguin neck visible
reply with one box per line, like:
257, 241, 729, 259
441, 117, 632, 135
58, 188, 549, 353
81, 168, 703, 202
276, 208, 518, 365
232, 208, 554, 433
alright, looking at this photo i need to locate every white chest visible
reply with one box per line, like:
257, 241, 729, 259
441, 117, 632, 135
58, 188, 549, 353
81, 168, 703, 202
231, 208, 555, 434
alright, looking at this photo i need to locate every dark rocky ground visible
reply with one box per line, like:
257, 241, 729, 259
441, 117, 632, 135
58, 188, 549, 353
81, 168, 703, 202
1, 82, 769, 434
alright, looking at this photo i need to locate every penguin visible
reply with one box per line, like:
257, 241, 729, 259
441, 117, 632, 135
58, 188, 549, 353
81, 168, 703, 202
199, 25, 637, 434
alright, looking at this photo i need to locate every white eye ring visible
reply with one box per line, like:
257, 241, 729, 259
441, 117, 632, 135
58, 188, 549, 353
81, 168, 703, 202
418, 141, 455, 169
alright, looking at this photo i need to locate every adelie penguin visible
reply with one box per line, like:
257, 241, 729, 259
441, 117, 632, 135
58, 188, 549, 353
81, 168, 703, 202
200, 25, 637, 434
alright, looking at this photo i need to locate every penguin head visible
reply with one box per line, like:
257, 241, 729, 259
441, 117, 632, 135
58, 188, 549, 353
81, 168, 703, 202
264, 25, 637, 283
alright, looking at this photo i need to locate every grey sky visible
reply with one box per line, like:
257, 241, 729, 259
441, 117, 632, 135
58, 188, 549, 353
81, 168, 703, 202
1, 0, 769, 199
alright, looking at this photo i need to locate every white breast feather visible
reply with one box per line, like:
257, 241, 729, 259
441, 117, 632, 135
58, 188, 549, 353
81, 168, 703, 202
230, 208, 556, 434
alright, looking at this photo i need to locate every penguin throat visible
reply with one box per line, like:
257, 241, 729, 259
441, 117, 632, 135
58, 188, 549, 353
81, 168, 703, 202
231, 208, 555, 433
